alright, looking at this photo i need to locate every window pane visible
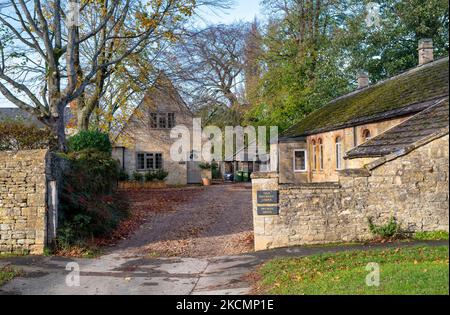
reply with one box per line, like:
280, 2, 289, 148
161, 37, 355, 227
146, 153, 154, 170
320, 144, 324, 170
295, 151, 306, 171
150, 113, 157, 128
168, 113, 175, 128
312, 144, 317, 171
137, 154, 145, 170
155, 154, 163, 170
336, 141, 342, 170
158, 115, 167, 129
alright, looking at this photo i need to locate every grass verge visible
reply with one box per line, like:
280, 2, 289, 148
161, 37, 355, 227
0, 266, 21, 286
414, 231, 449, 241
255, 246, 449, 295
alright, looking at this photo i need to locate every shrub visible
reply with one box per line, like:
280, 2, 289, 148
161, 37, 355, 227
368, 217, 401, 239
118, 169, 129, 181
145, 171, 156, 182
60, 149, 119, 194
67, 130, 112, 154
0, 120, 56, 151
198, 162, 211, 170
211, 162, 222, 180
57, 149, 129, 246
155, 170, 169, 181
133, 172, 144, 182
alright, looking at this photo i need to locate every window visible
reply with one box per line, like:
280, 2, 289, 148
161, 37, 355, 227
158, 115, 167, 129
362, 129, 372, 142
335, 137, 343, 170
312, 140, 317, 171
318, 138, 324, 170
150, 113, 158, 128
149, 113, 175, 129
137, 153, 163, 171
168, 113, 176, 128
294, 150, 307, 172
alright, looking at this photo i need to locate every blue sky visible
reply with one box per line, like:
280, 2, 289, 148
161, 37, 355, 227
198, 0, 263, 25
0, 0, 264, 108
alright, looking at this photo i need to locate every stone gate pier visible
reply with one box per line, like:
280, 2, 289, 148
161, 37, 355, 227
0, 150, 66, 254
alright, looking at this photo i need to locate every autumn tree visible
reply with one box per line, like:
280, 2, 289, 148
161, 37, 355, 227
165, 23, 249, 126
0, 0, 231, 150
243, 19, 263, 106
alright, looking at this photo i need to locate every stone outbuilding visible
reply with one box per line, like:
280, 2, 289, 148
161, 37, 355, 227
252, 41, 449, 250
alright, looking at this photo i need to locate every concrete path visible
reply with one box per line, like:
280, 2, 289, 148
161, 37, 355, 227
1, 241, 447, 295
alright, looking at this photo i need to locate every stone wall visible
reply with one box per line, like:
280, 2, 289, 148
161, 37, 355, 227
0, 150, 62, 254
252, 134, 449, 251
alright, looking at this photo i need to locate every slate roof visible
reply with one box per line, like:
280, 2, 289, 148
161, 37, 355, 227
346, 97, 449, 159
281, 57, 449, 139
0, 107, 73, 127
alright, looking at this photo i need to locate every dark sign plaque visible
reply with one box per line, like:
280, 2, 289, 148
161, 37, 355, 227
257, 206, 280, 216
257, 191, 279, 204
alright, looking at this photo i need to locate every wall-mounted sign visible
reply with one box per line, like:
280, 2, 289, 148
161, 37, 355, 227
257, 191, 279, 204
257, 206, 280, 216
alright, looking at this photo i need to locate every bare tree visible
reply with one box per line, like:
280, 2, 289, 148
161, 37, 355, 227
0, 0, 231, 150
165, 23, 249, 124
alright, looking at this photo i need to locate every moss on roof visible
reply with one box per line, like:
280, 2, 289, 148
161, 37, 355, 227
282, 57, 449, 138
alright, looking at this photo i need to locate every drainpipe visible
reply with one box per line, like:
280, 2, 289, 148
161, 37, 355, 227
122, 147, 126, 171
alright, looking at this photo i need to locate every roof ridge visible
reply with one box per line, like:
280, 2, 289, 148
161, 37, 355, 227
329, 56, 449, 105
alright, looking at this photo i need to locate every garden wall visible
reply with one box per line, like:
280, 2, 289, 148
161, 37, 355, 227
252, 134, 449, 251
0, 150, 67, 254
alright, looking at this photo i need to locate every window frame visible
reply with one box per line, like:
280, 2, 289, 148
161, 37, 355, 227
293, 149, 308, 173
312, 140, 317, 171
318, 138, 324, 170
136, 152, 164, 171
362, 129, 372, 142
148, 112, 176, 129
335, 137, 343, 170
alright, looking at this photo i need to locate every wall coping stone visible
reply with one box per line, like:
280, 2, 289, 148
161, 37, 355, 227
280, 182, 341, 190
338, 168, 371, 178
251, 172, 279, 179
366, 127, 449, 171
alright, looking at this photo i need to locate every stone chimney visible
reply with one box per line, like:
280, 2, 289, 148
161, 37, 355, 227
357, 71, 369, 89
418, 38, 434, 66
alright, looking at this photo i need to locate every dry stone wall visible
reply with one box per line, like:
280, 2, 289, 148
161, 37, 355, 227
0, 149, 66, 254
252, 134, 449, 251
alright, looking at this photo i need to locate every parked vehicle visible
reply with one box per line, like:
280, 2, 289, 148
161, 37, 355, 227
224, 172, 234, 182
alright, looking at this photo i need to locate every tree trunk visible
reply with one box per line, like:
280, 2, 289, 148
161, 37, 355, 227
77, 107, 90, 131
55, 117, 67, 152
45, 109, 67, 152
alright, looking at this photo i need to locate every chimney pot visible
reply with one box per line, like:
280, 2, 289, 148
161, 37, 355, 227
357, 71, 369, 89
418, 38, 434, 66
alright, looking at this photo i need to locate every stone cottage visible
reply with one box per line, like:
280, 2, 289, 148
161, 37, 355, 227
252, 40, 449, 250
112, 73, 202, 185
279, 40, 448, 184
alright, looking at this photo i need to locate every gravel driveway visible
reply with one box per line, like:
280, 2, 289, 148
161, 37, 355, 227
112, 183, 254, 258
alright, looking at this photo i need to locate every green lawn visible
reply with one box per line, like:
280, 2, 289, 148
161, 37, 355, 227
0, 266, 21, 286
256, 246, 449, 295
